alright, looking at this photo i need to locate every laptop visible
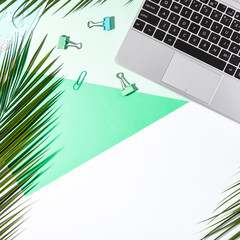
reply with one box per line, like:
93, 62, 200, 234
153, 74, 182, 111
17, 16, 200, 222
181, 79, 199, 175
116, 0, 240, 123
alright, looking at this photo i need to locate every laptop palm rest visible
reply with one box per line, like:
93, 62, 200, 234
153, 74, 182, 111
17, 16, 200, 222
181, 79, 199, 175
116, 30, 175, 82
162, 54, 222, 104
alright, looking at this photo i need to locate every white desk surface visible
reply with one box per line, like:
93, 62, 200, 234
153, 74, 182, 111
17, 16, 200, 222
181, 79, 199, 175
18, 1, 240, 239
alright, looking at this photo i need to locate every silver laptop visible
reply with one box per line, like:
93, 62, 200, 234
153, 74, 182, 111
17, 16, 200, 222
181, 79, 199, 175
116, 0, 240, 123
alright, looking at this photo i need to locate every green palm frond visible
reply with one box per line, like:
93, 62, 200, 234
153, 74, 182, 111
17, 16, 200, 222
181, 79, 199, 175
0, 33, 63, 240
202, 173, 240, 239
0, 0, 134, 19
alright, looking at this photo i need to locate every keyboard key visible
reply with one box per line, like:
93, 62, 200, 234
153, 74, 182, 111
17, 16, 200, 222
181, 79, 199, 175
229, 42, 240, 54
160, 0, 172, 8
201, 17, 213, 28
143, 1, 160, 14
171, 2, 182, 13
174, 39, 226, 70
189, 22, 200, 34
191, 12, 202, 23
211, 22, 222, 33
169, 25, 181, 36
235, 12, 240, 20
190, 0, 202, 11
139, 10, 160, 26
158, 19, 170, 31
208, 0, 217, 8
219, 37, 230, 49
180, 7, 192, 18
168, 12, 180, 24
200, 5, 212, 17
179, 29, 190, 41
225, 64, 236, 76
151, 0, 160, 3
217, 3, 227, 12
231, 20, 240, 32
231, 32, 240, 44
229, 55, 240, 66
200, 0, 208, 3
199, 39, 211, 51
144, 24, 156, 36
158, 8, 170, 19
178, 17, 190, 29
133, 19, 145, 31
221, 15, 232, 26
221, 27, 233, 38
209, 32, 220, 44
199, 27, 210, 39
164, 34, 176, 46
180, 0, 191, 6
209, 44, 221, 56
189, 35, 201, 46
234, 69, 240, 79
210, 10, 222, 21
153, 29, 166, 41
226, 8, 235, 17
219, 49, 231, 61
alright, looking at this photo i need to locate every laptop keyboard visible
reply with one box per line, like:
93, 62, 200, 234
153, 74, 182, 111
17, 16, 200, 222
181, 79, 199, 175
133, 0, 240, 80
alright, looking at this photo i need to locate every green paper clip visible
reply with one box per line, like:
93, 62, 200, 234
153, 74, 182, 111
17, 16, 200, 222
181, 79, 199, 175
87, 16, 115, 31
73, 71, 87, 91
57, 35, 82, 50
116, 72, 138, 96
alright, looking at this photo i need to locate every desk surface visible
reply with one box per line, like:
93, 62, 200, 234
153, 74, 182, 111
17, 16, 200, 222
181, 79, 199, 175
17, 1, 240, 239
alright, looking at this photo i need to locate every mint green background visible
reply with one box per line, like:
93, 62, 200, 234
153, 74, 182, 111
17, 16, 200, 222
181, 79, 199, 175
28, 78, 187, 194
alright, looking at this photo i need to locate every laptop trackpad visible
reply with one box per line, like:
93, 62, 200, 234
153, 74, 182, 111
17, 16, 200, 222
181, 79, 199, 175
162, 54, 222, 104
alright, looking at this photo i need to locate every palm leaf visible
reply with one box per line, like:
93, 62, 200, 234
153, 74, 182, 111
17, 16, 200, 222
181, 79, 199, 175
0, 0, 134, 19
0, 33, 63, 240
202, 172, 240, 239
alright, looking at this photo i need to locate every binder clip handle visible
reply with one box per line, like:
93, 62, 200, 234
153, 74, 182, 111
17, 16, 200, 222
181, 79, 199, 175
67, 40, 82, 49
116, 72, 130, 88
87, 21, 103, 28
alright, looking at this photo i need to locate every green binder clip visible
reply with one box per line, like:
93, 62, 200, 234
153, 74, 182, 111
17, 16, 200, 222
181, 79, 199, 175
116, 72, 138, 96
57, 35, 82, 50
73, 71, 87, 91
87, 16, 115, 31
